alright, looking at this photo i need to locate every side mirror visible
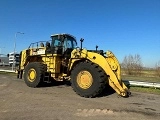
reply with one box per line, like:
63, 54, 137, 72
80, 38, 84, 50
96, 45, 98, 51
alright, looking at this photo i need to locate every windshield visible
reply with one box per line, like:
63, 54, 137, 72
51, 35, 77, 49
64, 36, 77, 49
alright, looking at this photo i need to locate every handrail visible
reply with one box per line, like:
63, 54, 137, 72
28, 40, 51, 49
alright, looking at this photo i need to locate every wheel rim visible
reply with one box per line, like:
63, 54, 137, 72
28, 68, 36, 82
77, 70, 93, 89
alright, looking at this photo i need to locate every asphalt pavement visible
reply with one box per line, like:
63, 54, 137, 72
0, 73, 160, 120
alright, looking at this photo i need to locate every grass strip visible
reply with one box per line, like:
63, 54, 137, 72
130, 86, 160, 95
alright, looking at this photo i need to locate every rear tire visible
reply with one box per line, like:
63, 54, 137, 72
71, 61, 107, 98
24, 62, 46, 87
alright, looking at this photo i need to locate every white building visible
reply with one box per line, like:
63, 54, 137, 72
8, 52, 20, 66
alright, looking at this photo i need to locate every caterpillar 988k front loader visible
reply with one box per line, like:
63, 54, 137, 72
17, 33, 130, 98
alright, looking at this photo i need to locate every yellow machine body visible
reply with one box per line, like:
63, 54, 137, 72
18, 33, 130, 98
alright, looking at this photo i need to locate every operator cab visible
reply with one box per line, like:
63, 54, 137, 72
46, 34, 77, 57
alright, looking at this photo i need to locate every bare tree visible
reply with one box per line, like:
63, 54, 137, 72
134, 54, 143, 75
122, 54, 143, 75
122, 55, 133, 75
155, 61, 160, 77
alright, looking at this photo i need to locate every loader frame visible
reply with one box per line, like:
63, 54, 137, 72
17, 33, 130, 98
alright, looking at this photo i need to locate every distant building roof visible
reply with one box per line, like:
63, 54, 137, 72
9, 52, 19, 54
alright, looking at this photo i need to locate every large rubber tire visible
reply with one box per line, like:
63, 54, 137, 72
24, 62, 46, 87
71, 61, 107, 98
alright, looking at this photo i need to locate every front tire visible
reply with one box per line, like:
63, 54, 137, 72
71, 61, 107, 98
24, 62, 46, 87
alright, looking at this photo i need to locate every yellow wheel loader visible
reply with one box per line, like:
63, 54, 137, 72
17, 33, 130, 98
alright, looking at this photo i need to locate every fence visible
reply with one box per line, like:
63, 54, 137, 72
123, 80, 160, 88
0, 69, 15, 73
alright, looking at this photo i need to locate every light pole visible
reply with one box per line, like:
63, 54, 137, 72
12, 32, 24, 70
